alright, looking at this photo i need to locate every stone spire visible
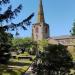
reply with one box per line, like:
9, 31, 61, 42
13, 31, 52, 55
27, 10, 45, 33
37, 0, 45, 23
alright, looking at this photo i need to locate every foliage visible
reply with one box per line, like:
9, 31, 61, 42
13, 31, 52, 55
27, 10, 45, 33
0, 28, 12, 64
12, 38, 38, 55
12, 37, 32, 50
38, 39, 48, 51
0, 0, 34, 64
70, 21, 75, 35
33, 44, 73, 75
38, 39, 48, 47
0, 0, 34, 31
12, 37, 32, 46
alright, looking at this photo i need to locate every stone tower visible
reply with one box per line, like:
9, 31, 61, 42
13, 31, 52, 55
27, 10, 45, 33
32, 0, 49, 41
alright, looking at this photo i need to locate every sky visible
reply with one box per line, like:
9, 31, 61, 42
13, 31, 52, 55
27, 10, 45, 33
3, 0, 75, 37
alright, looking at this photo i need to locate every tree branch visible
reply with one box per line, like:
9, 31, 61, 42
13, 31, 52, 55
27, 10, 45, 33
3, 13, 34, 31
0, 0, 10, 5
0, 4, 22, 22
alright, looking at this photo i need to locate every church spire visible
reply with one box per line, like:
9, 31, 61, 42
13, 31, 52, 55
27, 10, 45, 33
37, 0, 45, 23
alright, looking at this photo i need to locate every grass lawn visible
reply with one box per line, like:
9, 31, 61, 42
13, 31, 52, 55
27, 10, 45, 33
17, 52, 29, 56
0, 61, 32, 75
0, 69, 21, 75
0, 64, 21, 75
0, 52, 36, 75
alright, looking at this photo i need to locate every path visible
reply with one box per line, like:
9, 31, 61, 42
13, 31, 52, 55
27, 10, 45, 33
24, 57, 41, 75
24, 66, 35, 75
23, 57, 38, 75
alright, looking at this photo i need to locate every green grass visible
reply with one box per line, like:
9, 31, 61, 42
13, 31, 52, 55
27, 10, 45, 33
0, 65, 21, 75
0, 52, 36, 75
17, 52, 29, 57
0, 61, 31, 75
1, 69, 21, 75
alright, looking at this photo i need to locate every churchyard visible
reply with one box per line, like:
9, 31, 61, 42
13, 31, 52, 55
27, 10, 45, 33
0, 51, 36, 75
0, 0, 75, 74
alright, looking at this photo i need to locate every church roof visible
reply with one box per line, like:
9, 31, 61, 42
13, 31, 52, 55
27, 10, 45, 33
53, 35, 75, 40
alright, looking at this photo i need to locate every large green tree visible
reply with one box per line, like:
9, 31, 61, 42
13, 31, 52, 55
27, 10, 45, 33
0, 28, 13, 64
12, 37, 38, 54
12, 37, 32, 51
33, 44, 73, 75
12, 37, 32, 46
0, 0, 34, 64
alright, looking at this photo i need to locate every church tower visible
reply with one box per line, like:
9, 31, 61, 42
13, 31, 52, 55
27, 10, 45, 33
32, 0, 49, 41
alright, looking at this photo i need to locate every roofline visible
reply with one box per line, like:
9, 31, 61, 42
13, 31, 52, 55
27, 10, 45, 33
52, 35, 75, 40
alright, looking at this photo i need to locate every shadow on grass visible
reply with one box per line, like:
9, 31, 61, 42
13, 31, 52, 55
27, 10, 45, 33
0, 60, 31, 75
0, 66, 20, 75
5, 70, 19, 75
9, 61, 31, 66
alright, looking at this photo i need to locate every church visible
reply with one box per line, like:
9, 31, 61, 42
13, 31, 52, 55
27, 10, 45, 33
32, 0, 75, 48
32, 0, 49, 41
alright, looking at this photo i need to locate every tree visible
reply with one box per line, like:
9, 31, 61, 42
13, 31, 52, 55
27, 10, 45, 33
33, 44, 73, 75
70, 21, 75, 35
12, 37, 38, 54
38, 39, 48, 51
0, 0, 34, 64
12, 37, 32, 47
12, 37, 32, 52
0, 28, 12, 64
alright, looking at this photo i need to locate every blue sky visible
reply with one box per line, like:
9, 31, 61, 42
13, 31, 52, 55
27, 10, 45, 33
3, 0, 75, 37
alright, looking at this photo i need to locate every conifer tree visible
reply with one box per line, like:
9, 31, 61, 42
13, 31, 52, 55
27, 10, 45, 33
0, 0, 34, 64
